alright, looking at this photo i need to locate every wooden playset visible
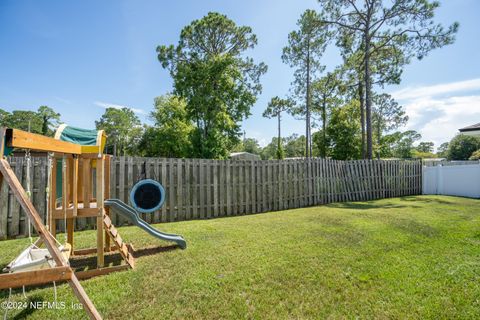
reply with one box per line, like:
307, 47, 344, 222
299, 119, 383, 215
0, 126, 186, 319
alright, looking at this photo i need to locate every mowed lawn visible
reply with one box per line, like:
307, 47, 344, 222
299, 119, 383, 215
1, 195, 480, 319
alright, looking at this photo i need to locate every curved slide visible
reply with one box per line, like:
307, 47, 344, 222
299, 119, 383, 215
104, 199, 187, 249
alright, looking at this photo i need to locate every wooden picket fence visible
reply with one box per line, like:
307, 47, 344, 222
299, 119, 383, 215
0, 156, 422, 239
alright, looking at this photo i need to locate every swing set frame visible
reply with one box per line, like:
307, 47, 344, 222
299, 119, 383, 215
0, 127, 135, 320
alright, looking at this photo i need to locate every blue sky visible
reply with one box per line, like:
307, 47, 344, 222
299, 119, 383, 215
1, 0, 479, 149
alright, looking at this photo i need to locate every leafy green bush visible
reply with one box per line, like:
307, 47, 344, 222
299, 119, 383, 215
447, 134, 480, 160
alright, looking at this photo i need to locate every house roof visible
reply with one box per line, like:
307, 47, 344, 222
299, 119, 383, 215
459, 122, 480, 132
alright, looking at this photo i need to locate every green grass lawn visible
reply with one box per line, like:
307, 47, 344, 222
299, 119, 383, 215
1, 195, 480, 319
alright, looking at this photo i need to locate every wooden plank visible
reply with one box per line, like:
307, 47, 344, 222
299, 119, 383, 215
199, 159, 205, 218
185, 159, 191, 220
108, 157, 117, 225
49, 157, 57, 236
104, 156, 111, 251
238, 161, 243, 214
0, 168, 9, 239
244, 161, 249, 214
251, 160, 257, 213
96, 156, 105, 268
152, 159, 160, 222
75, 264, 129, 280
272, 161, 277, 211
134, 159, 145, 222
225, 160, 231, 216
306, 158, 312, 206
191, 159, 198, 220
177, 158, 183, 221
213, 161, 219, 217
312, 159, 318, 205
0, 266, 72, 289
218, 160, 225, 217
169, 158, 175, 221
5, 128, 82, 154
161, 158, 167, 222
231, 161, 236, 215
261, 161, 267, 212
10, 157, 23, 237
73, 246, 117, 256
118, 157, 126, 225
282, 160, 287, 208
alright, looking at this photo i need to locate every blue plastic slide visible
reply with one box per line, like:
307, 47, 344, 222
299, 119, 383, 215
104, 199, 187, 249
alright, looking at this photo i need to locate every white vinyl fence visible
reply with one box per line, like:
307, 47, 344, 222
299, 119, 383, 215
423, 163, 480, 198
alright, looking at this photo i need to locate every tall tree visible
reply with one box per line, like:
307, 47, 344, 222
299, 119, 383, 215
311, 71, 342, 157
139, 95, 194, 158
243, 138, 261, 155
37, 105, 61, 136
282, 9, 329, 158
1, 110, 43, 133
262, 96, 294, 159
437, 142, 449, 158
0, 106, 62, 135
372, 93, 408, 158
157, 12, 267, 159
95, 107, 143, 156
336, 29, 405, 158
416, 141, 434, 153
326, 100, 362, 160
284, 134, 307, 158
393, 130, 421, 158
319, 0, 459, 158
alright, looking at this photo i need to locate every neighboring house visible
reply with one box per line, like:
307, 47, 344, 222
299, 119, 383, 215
459, 122, 480, 137
229, 152, 261, 161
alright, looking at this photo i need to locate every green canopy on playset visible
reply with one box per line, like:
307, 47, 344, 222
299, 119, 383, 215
55, 125, 100, 147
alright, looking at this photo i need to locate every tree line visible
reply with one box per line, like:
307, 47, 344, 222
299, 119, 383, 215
1, 2, 468, 161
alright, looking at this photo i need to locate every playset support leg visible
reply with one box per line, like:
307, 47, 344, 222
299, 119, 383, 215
104, 156, 111, 252
73, 156, 79, 217
50, 158, 57, 237
96, 156, 105, 268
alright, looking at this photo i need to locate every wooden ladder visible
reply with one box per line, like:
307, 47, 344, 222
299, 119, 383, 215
103, 214, 135, 269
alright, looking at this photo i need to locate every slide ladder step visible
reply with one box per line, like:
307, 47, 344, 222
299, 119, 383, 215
103, 213, 135, 269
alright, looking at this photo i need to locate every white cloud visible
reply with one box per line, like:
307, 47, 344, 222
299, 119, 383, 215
392, 78, 480, 100
390, 78, 480, 150
94, 101, 146, 115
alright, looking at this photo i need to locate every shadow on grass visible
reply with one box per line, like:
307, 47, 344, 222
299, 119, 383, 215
9, 295, 44, 319
70, 251, 125, 271
389, 218, 438, 238
400, 196, 455, 205
326, 202, 409, 210
132, 245, 179, 258
69, 245, 180, 271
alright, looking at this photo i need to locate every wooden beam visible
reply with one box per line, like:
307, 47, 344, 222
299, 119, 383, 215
0, 266, 72, 290
75, 265, 129, 280
5, 128, 82, 154
73, 156, 79, 216
96, 156, 105, 268
0, 159, 102, 320
104, 156, 111, 252
49, 158, 57, 237
53, 207, 101, 219
73, 246, 117, 256
83, 159, 91, 208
